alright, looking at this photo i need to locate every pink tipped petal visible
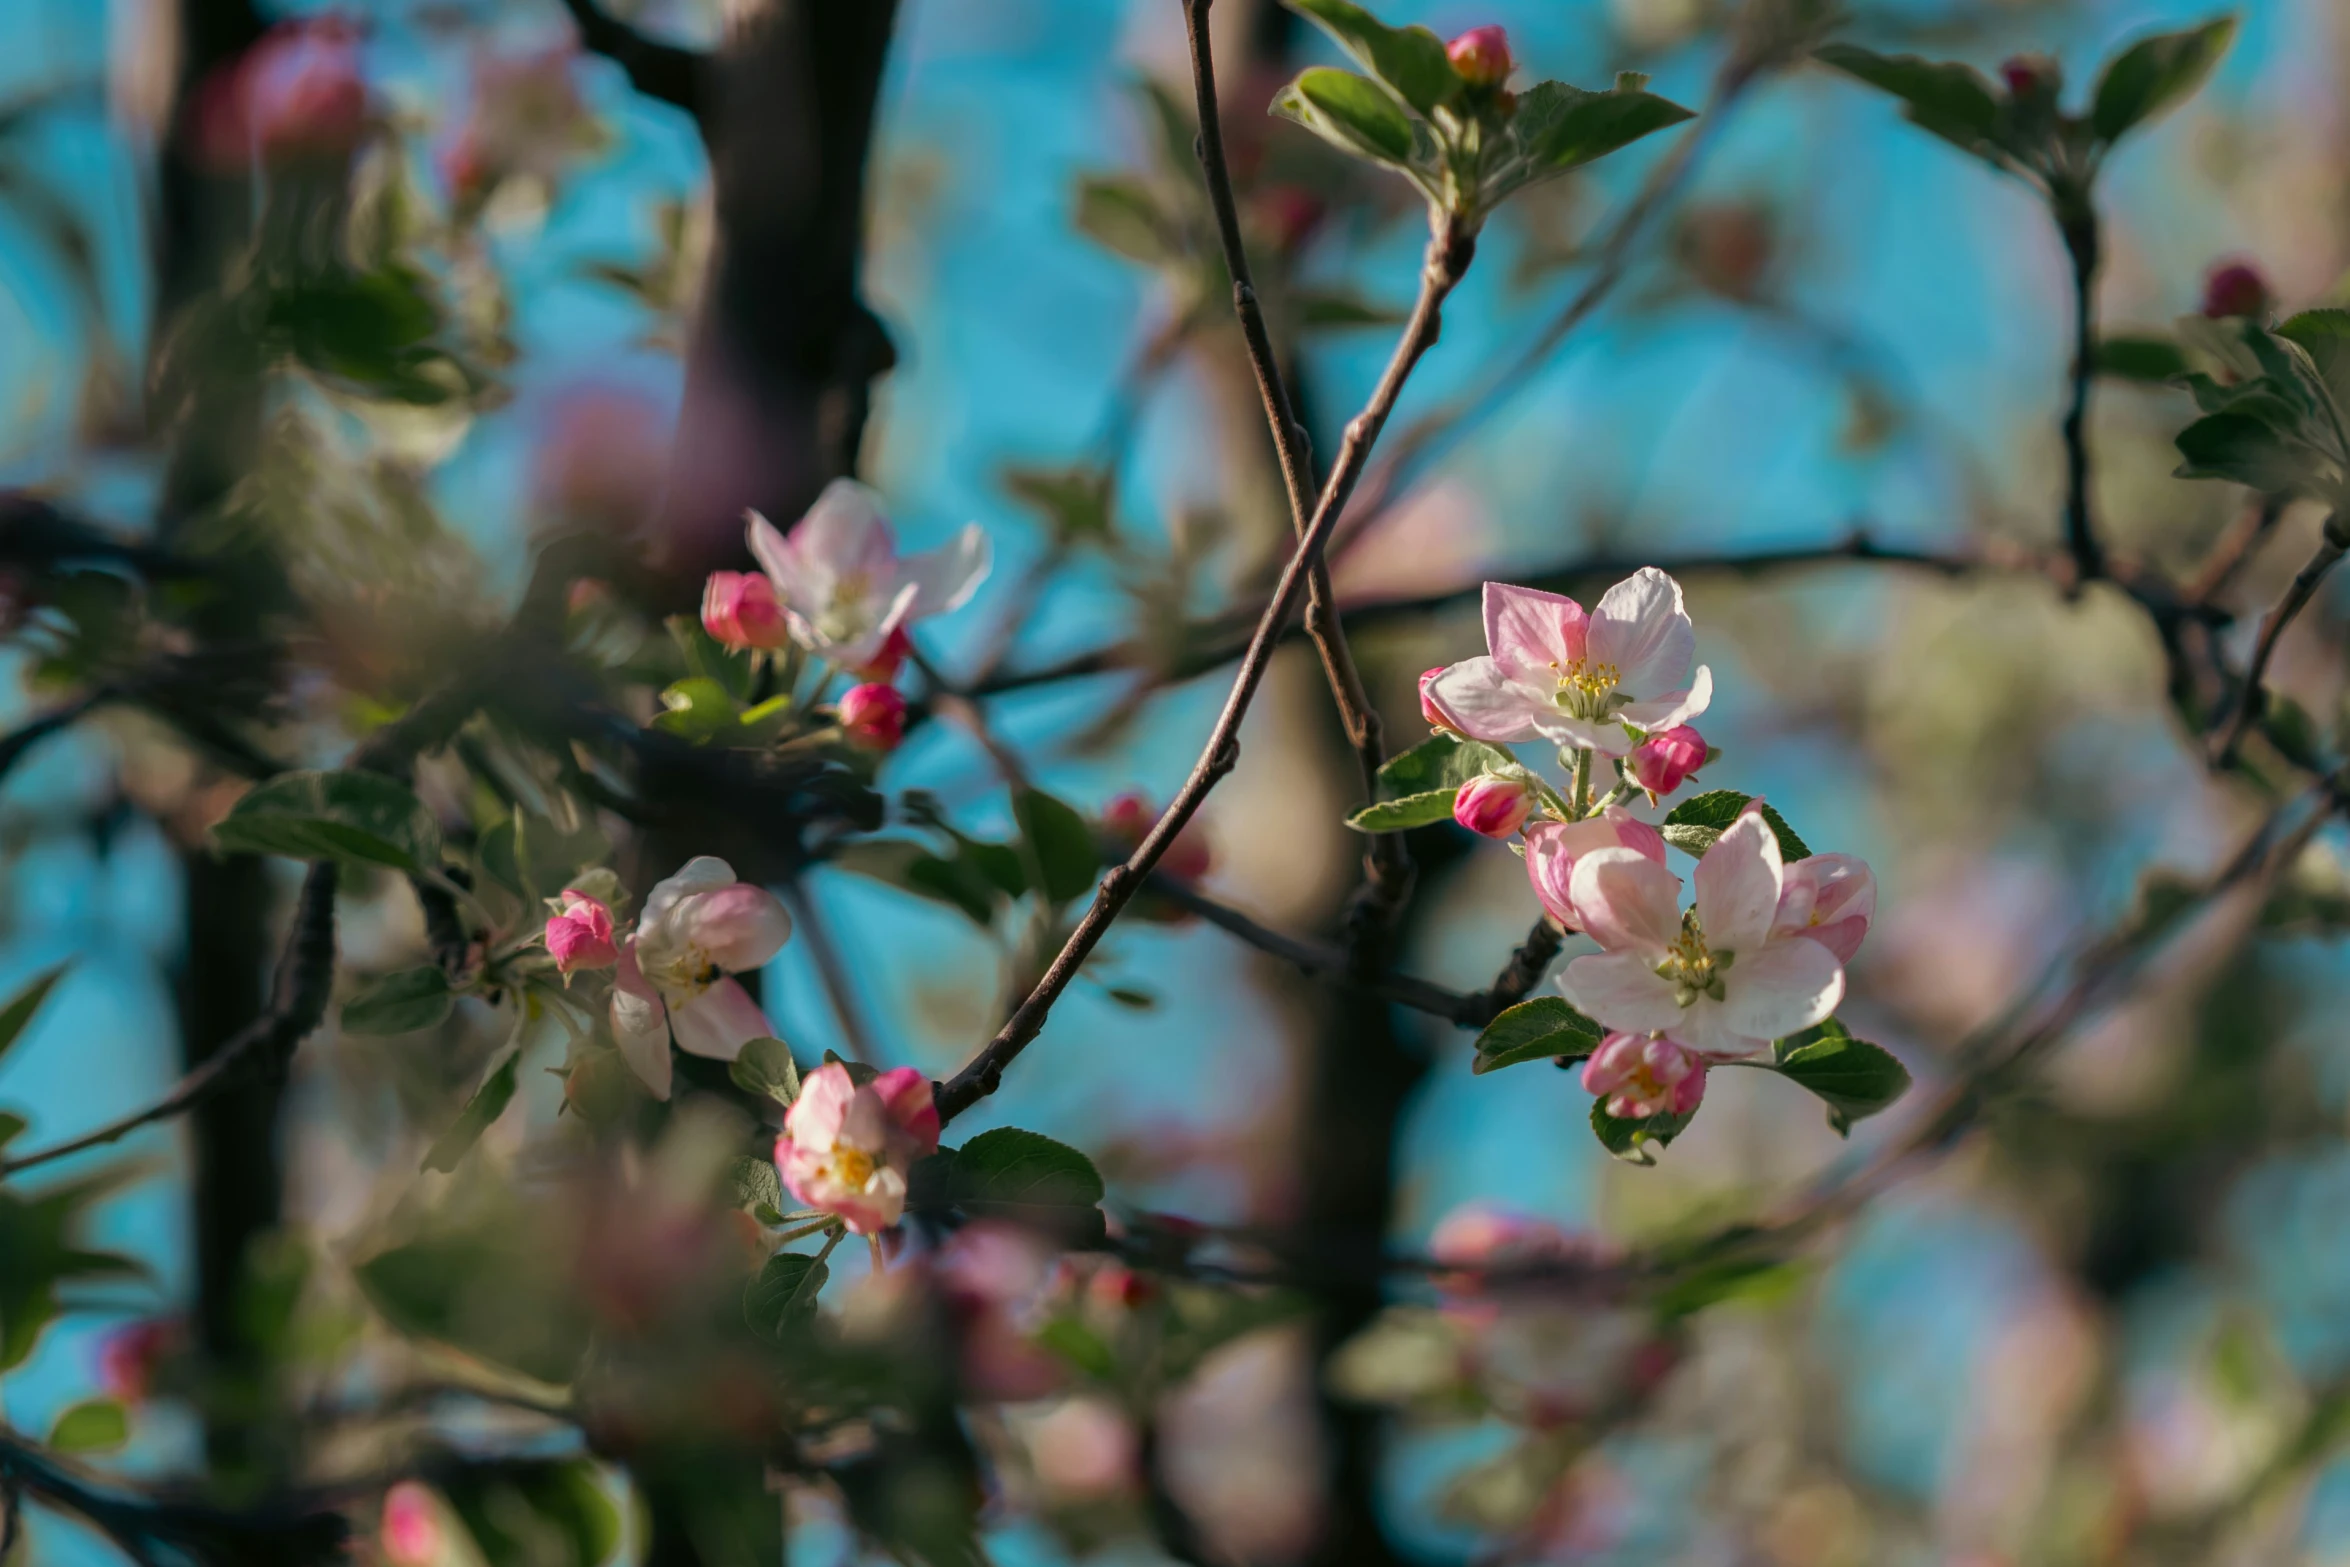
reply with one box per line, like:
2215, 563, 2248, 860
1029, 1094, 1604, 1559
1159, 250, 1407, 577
1559, 953, 1686, 1035
679, 883, 793, 972
1482, 581, 1588, 678
668, 976, 772, 1060
833, 1166, 909, 1235
870, 1066, 942, 1157
1610, 811, 1668, 864
644, 856, 738, 925
1579, 1032, 1645, 1095
609, 948, 673, 1100
1803, 916, 1871, 964
747, 510, 818, 607
1424, 658, 1551, 742
1454, 774, 1534, 837
1719, 939, 1844, 1042
1667, 1060, 1708, 1116
1694, 810, 1781, 952
1616, 666, 1713, 733
785, 1062, 858, 1147
1568, 848, 1684, 958
903, 523, 993, 617
1779, 854, 1876, 963
795, 479, 898, 584
1587, 568, 1695, 696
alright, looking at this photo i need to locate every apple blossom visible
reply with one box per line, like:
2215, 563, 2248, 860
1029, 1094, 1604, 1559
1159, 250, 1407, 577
545, 888, 618, 975
837, 682, 907, 751
1428, 1206, 1583, 1296
1420, 667, 1459, 733
1454, 773, 1533, 837
1773, 852, 1876, 964
1523, 808, 1665, 931
1422, 574, 1711, 756
1447, 25, 1513, 87
1580, 1032, 1708, 1120
701, 570, 791, 652
747, 480, 990, 675
775, 1062, 941, 1234
1626, 725, 1706, 799
381, 1482, 442, 1567
1558, 807, 1846, 1057
2202, 260, 2271, 320
609, 858, 791, 1098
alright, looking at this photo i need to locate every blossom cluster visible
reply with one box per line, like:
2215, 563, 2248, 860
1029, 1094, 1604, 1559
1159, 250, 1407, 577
1419, 571, 1876, 1124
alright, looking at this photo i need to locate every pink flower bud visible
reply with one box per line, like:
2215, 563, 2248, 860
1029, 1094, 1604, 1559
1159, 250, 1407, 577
837, 683, 907, 751
546, 889, 618, 974
1420, 667, 1461, 733
97, 1318, 180, 1404
1447, 25, 1513, 87
1999, 53, 2061, 101
381, 1482, 442, 1567
701, 570, 791, 651
1581, 1032, 1707, 1120
850, 625, 912, 683
1453, 773, 1533, 837
2202, 260, 2272, 320
1626, 725, 1707, 798
1102, 792, 1213, 883
194, 19, 370, 171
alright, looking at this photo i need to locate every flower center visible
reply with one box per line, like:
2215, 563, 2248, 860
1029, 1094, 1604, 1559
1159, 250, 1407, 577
1656, 911, 1731, 1007
1551, 658, 1623, 720
647, 944, 721, 1003
824, 1144, 879, 1190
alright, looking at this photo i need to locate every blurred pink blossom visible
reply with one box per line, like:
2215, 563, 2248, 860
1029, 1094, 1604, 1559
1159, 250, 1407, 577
747, 480, 989, 673
837, 682, 907, 752
1524, 807, 1665, 932
1447, 25, 1513, 86
701, 571, 791, 652
609, 858, 790, 1098
775, 1063, 940, 1234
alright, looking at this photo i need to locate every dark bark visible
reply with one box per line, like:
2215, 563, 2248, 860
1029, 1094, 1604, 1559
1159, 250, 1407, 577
651, 0, 902, 589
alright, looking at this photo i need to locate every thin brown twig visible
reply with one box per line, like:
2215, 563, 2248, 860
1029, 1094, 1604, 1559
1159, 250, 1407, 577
1181, 0, 1406, 911
2211, 513, 2348, 764
935, 209, 1479, 1124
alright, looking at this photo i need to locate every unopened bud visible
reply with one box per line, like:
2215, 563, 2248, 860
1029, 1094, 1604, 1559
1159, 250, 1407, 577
701, 570, 791, 652
1626, 725, 1707, 798
545, 889, 619, 975
1446, 25, 1513, 88
837, 683, 907, 751
1453, 774, 1533, 838
2202, 260, 2272, 320
1999, 53, 2062, 103
1420, 667, 1461, 733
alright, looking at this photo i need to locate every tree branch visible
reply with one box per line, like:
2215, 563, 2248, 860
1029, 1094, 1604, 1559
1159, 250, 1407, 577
553, 0, 706, 119
934, 209, 1480, 1124
2211, 513, 2348, 764
1182, 0, 1407, 913
2058, 207, 2107, 585
0, 1426, 347, 1566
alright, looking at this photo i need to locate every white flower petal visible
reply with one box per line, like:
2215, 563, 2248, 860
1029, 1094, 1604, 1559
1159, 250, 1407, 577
901, 523, 992, 618
1425, 657, 1554, 743
1529, 711, 1637, 756
610, 954, 673, 1100
747, 510, 823, 610
797, 479, 898, 582
1719, 938, 1844, 1042
1559, 953, 1685, 1034
1616, 666, 1713, 734
643, 856, 740, 931
1568, 848, 1684, 959
1695, 810, 1780, 952
1588, 568, 1695, 697
669, 976, 771, 1060
1670, 1002, 1771, 1059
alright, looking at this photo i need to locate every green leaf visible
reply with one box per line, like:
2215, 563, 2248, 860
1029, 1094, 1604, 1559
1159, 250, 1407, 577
355, 1199, 594, 1385
1016, 789, 1103, 905
729, 1036, 801, 1105
651, 676, 746, 744
1075, 175, 1179, 266
1378, 733, 1515, 794
727, 1155, 784, 1217
2173, 410, 2317, 493
2276, 308, 2350, 402
2096, 335, 2190, 382
212, 769, 441, 873
1772, 1020, 1911, 1135
1651, 1258, 1804, 1319
1272, 67, 1421, 170
744, 1250, 830, 1341
445, 1459, 621, 1567
2091, 16, 2236, 144
1286, 0, 1459, 116
904, 851, 1009, 924
1035, 1315, 1119, 1380
1347, 788, 1460, 832
0, 1112, 24, 1151
0, 963, 67, 1071
342, 965, 454, 1036
1812, 45, 2006, 163
953, 1127, 1106, 1209
1471, 997, 1604, 1074
1590, 1099, 1694, 1164
1660, 790, 1811, 861
1511, 80, 1697, 173
421, 1050, 520, 1173
47, 1398, 127, 1454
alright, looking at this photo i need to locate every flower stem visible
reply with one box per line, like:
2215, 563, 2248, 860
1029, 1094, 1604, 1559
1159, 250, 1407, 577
1570, 748, 1592, 816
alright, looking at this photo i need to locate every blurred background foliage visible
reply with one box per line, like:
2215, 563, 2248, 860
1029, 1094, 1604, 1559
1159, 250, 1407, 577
1, 0, 2349, 1563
